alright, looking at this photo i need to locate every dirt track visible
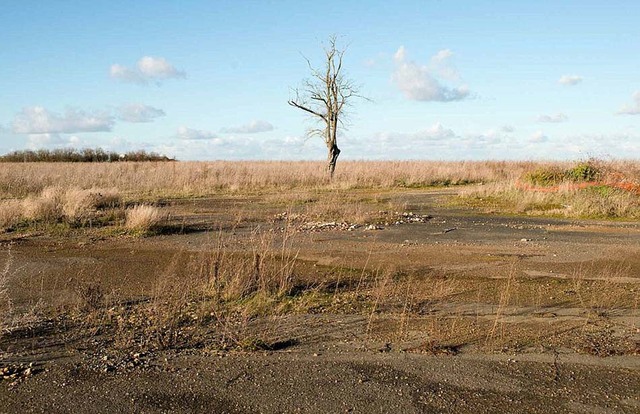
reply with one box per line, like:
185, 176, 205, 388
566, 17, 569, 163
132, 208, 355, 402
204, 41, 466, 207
1, 190, 639, 413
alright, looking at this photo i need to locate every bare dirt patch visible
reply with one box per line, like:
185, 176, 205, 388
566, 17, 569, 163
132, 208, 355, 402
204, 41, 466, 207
1, 188, 639, 412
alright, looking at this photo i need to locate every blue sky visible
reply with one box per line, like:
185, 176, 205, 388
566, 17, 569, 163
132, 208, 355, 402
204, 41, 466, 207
1, 0, 639, 160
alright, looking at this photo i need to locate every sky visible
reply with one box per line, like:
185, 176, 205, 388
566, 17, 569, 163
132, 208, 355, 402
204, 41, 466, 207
1, 0, 639, 161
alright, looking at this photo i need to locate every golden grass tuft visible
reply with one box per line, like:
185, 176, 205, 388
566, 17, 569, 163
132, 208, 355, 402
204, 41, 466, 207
62, 187, 121, 222
125, 204, 167, 232
0, 200, 23, 230
23, 187, 64, 222
0, 186, 123, 229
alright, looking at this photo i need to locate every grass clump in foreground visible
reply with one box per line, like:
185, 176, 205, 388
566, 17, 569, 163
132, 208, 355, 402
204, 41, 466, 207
124, 205, 168, 234
0, 186, 124, 232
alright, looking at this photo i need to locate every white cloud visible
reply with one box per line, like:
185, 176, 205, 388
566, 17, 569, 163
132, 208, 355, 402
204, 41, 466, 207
392, 46, 469, 102
25, 133, 64, 149
118, 104, 166, 123
12, 106, 114, 134
537, 113, 568, 123
220, 120, 274, 134
346, 124, 517, 160
500, 125, 515, 133
109, 64, 144, 84
558, 75, 583, 86
374, 122, 456, 143
176, 126, 219, 141
24, 133, 92, 150
157, 128, 640, 160
138, 56, 184, 78
393, 46, 407, 62
412, 122, 456, 140
529, 131, 548, 143
429, 49, 459, 81
556, 132, 640, 156
110, 56, 185, 85
617, 91, 640, 115
153, 133, 317, 161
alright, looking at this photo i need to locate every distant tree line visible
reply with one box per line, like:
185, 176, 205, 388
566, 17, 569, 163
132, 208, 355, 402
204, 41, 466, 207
0, 148, 175, 163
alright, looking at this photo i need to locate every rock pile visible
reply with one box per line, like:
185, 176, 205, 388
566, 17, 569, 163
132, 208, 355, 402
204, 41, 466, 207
1, 363, 36, 386
272, 210, 432, 233
374, 211, 433, 226
85, 351, 152, 374
297, 222, 360, 232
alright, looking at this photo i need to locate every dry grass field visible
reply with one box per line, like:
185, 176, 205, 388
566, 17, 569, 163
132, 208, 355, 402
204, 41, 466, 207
0, 159, 639, 412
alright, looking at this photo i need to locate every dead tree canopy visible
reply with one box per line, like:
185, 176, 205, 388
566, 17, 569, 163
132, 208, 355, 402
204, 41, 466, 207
288, 36, 362, 179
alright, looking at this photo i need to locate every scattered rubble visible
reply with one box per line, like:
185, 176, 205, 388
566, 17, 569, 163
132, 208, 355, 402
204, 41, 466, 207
273, 211, 432, 233
297, 221, 361, 232
373, 211, 433, 226
1, 363, 37, 386
84, 351, 153, 374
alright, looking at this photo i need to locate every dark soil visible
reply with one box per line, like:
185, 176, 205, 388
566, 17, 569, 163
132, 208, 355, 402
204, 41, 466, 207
1, 189, 639, 413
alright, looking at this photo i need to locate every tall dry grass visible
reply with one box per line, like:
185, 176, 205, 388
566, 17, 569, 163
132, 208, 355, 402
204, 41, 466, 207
0, 160, 558, 199
0, 200, 24, 229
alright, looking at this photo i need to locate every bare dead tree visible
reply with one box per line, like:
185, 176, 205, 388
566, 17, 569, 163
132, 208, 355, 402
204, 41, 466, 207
289, 36, 362, 179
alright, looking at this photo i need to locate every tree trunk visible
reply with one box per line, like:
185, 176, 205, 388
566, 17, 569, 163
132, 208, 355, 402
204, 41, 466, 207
327, 143, 340, 179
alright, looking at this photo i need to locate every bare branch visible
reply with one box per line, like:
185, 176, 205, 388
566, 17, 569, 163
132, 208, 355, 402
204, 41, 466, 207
288, 100, 326, 120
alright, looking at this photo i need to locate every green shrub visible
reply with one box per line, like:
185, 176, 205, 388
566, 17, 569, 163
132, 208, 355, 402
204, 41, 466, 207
524, 168, 564, 186
566, 162, 600, 182
585, 185, 615, 197
524, 161, 602, 186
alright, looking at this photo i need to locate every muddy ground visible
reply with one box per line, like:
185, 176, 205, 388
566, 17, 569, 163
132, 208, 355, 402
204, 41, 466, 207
1, 189, 639, 413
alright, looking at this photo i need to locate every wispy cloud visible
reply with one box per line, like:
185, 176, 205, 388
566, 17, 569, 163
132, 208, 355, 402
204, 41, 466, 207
617, 91, 640, 115
110, 56, 186, 85
537, 113, 568, 123
220, 120, 274, 134
118, 104, 166, 123
24, 133, 92, 150
500, 125, 515, 133
558, 75, 583, 86
529, 131, 548, 143
374, 122, 456, 143
12, 106, 114, 134
176, 126, 220, 141
392, 46, 470, 102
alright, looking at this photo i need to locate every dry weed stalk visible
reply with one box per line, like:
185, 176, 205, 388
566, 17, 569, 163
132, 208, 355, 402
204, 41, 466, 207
213, 226, 298, 303
366, 269, 392, 337
0, 247, 14, 331
486, 265, 517, 345
109, 226, 301, 351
